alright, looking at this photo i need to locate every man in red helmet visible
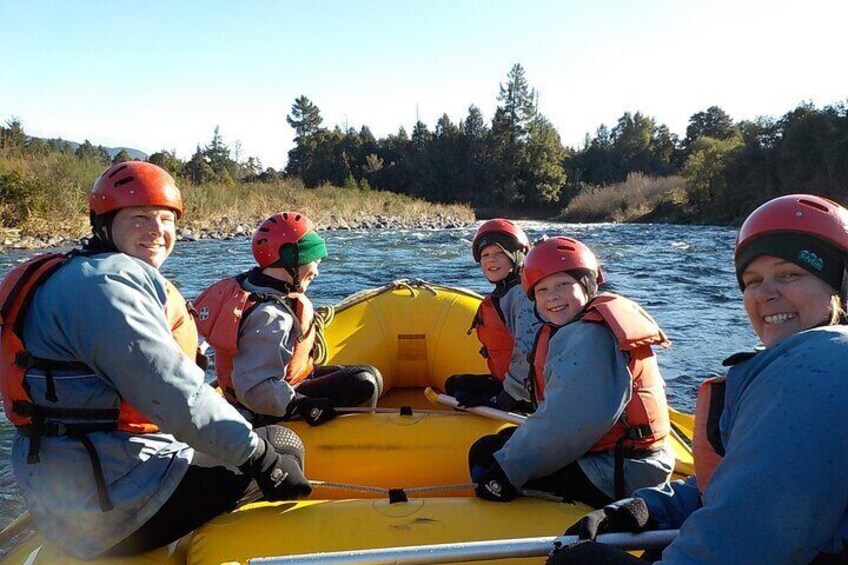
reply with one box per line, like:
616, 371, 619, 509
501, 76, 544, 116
444, 219, 541, 413
193, 211, 382, 427
468, 236, 673, 508
1, 162, 311, 559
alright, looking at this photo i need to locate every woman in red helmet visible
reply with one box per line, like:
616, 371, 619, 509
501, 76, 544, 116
468, 236, 674, 507
1, 162, 311, 559
551, 194, 848, 564
193, 211, 382, 427
445, 219, 541, 413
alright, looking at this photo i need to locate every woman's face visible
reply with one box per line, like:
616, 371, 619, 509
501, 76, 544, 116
111, 206, 176, 270
741, 254, 835, 347
479, 244, 514, 283
533, 271, 589, 326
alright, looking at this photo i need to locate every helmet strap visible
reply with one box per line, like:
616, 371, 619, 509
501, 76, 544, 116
85, 212, 118, 254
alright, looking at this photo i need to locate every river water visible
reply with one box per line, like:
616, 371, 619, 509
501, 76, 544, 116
0, 221, 756, 529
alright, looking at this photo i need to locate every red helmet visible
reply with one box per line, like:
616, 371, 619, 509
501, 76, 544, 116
252, 211, 317, 269
521, 237, 604, 300
90, 161, 183, 217
736, 194, 848, 261
472, 219, 531, 263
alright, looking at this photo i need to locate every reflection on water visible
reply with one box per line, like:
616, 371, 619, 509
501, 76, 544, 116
0, 221, 755, 528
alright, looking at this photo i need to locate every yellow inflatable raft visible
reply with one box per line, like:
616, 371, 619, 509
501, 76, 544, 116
0, 279, 693, 564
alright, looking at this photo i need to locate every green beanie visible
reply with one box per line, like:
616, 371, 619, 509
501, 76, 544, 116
278, 230, 328, 267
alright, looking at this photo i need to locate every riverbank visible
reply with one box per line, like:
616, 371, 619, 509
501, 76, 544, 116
0, 209, 473, 252
0, 171, 475, 252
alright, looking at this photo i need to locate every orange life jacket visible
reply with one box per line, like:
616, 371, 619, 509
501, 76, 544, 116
192, 275, 316, 405
529, 292, 671, 453
693, 376, 726, 493
471, 294, 514, 381
0, 252, 161, 435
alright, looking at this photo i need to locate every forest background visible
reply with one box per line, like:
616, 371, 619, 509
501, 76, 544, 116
2, 63, 847, 240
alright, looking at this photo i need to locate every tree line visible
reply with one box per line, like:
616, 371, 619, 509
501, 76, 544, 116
3, 62, 847, 224
283, 64, 848, 222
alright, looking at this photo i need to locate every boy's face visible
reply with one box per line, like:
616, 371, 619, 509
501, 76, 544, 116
533, 271, 588, 326
297, 260, 320, 292
479, 244, 514, 283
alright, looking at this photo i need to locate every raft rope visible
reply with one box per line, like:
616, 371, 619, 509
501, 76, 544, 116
307, 481, 473, 497
305, 480, 567, 503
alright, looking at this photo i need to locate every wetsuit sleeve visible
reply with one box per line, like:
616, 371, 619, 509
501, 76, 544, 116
659, 335, 848, 564
495, 322, 631, 486
230, 302, 298, 417
58, 260, 258, 467
634, 476, 702, 530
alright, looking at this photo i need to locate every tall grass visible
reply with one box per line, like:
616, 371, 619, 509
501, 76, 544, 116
563, 173, 688, 222
0, 152, 474, 238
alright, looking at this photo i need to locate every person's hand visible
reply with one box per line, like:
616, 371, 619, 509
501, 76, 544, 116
564, 498, 654, 540
473, 460, 517, 502
296, 396, 337, 426
285, 394, 337, 426
492, 390, 535, 414
240, 425, 312, 501
445, 374, 502, 408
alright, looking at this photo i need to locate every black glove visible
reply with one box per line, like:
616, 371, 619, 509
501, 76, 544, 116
445, 374, 503, 408
240, 425, 312, 501
492, 390, 535, 414
473, 460, 517, 502
546, 540, 649, 565
565, 498, 654, 541
286, 394, 337, 426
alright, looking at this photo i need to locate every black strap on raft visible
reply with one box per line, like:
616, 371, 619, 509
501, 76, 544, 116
399, 406, 413, 416
388, 488, 408, 504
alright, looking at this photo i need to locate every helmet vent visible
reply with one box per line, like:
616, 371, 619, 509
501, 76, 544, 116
255, 238, 268, 245
798, 198, 829, 213
113, 176, 135, 187
107, 164, 129, 178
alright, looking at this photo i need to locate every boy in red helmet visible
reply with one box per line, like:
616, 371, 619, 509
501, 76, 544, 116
445, 219, 542, 413
194, 211, 382, 427
1, 163, 310, 559
468, 236, 673, 508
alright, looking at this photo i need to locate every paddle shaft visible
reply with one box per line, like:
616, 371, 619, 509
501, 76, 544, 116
250, 529, 678, 564
423, 387, 526, 424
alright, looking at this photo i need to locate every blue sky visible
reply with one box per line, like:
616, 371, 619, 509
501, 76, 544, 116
1, 0, 846, 169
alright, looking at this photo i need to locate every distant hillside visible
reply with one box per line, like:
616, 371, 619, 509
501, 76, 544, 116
29, 136, 148, 160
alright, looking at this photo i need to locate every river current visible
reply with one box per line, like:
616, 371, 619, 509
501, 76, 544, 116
0, 221, 756, 529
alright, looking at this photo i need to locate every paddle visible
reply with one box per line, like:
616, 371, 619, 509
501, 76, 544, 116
423, 387, 526, 424
249, 529, 679, 564
0, 511, 32, 547
425, 387, 694, 453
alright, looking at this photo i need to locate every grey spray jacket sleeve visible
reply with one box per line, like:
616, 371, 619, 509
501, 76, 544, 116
230, 301, 299, 417
656, 327, 848, 564
495, 321, 632, 487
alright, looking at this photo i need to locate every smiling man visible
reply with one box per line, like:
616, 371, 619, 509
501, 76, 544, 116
0, 162, 311, 559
